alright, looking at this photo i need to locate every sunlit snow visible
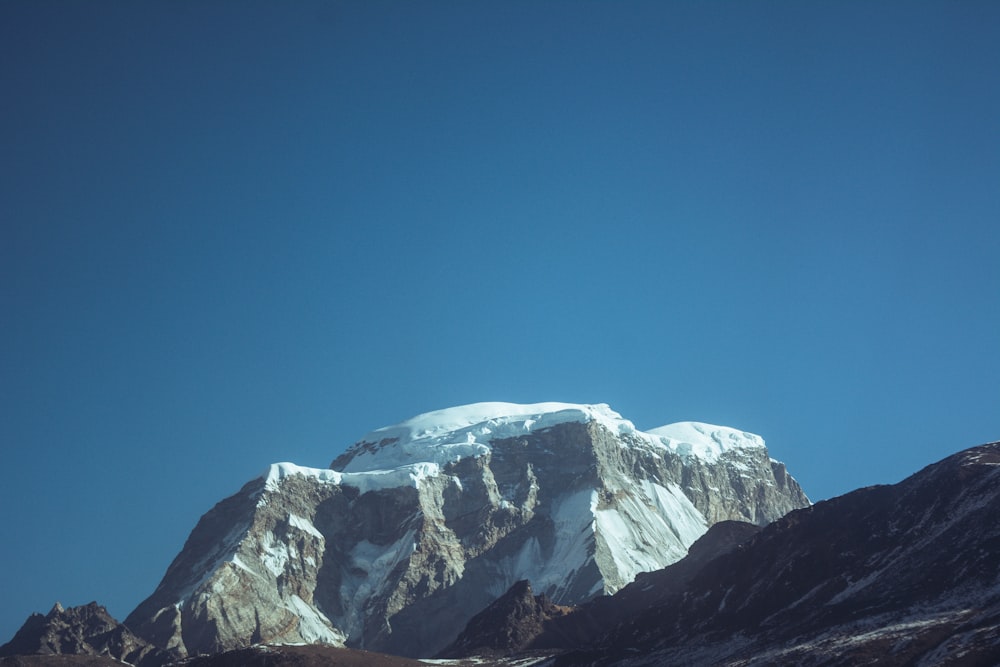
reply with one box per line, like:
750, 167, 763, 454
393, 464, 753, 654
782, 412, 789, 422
264, 460, 442, 493
489, 488, 597, 601
288, 513, 324, 539
340, 402, 642, 473
647, 421, 766, 463
284, 594, 345, 646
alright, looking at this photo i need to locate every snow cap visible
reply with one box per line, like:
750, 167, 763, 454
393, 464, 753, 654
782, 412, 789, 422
340, 402, 638, 473
646, 421, 766, 463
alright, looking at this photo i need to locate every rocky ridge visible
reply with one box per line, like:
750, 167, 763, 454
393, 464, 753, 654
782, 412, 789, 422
0, 602, 166, 666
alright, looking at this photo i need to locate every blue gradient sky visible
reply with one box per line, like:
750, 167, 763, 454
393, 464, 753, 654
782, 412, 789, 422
2, 1, 998, 642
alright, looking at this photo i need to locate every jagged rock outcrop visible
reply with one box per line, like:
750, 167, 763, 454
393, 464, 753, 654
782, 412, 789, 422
438, 580, 570, 658
0, 602, 166, 666
124, 402, 809, 659
124, 471, 350, 659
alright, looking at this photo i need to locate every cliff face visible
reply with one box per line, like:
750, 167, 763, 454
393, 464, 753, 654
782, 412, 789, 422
124, 403, 809, 659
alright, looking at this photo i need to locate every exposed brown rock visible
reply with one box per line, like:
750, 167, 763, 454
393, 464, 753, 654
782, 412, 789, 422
0, 602, 167, 666
438, 579, 571, 658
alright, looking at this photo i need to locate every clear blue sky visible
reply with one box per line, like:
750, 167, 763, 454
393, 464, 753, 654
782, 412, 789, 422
2, 0, 998, 643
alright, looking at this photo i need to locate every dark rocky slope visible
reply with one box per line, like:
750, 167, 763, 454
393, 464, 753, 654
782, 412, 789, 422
0, 603, 167, 666
437, 579, 571, 658
543, 442, 1000, 665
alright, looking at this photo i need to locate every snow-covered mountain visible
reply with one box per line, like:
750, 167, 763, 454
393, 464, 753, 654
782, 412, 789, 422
124, 402, 809, 659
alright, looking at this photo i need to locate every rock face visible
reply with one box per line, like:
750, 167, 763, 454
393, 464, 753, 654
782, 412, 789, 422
438, 580, 570, 658
0, 602, 165, 666
543, 441, 1000, 666
124, 402, 809, 659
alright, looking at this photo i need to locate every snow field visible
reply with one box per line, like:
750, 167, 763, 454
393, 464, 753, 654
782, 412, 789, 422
647, 421, 766, 463
489, 489, 597, 601
594, 480, 708, 588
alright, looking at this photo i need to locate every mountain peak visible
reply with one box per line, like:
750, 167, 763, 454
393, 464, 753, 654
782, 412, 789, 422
0, 601, 165, 665
126, 402, 809, 659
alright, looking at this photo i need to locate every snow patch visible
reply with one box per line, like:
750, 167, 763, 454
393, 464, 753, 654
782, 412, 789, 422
287, 513, 324, 539
646, 421, 766, 463
264, 461, 442, 494
229, 554, 257, 575
259, 530, 302, 577
265, 462, 342, 490
336, 529, 419, 639
284, 594, 345, 646
595, 480, 707, 588
491, 489, 597, 602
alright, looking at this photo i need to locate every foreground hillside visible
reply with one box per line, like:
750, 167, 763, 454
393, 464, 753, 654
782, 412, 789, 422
442, 441, 1000, 666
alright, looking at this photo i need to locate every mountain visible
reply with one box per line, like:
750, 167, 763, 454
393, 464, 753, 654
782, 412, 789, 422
7, 407, 996, 666
0, 602, 166, 666
438, 579, 571, 658
450, 441, 1000, 666
123, 402, 809, 659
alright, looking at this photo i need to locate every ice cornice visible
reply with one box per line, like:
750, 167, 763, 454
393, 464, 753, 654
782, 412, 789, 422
337, 402, 641, 473
262, 461, 441, 495
646, 421, 767, 463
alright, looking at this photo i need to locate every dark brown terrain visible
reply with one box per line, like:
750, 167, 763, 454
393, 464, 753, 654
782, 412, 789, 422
0, 603, 167, 667
0, 657, 124, 667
